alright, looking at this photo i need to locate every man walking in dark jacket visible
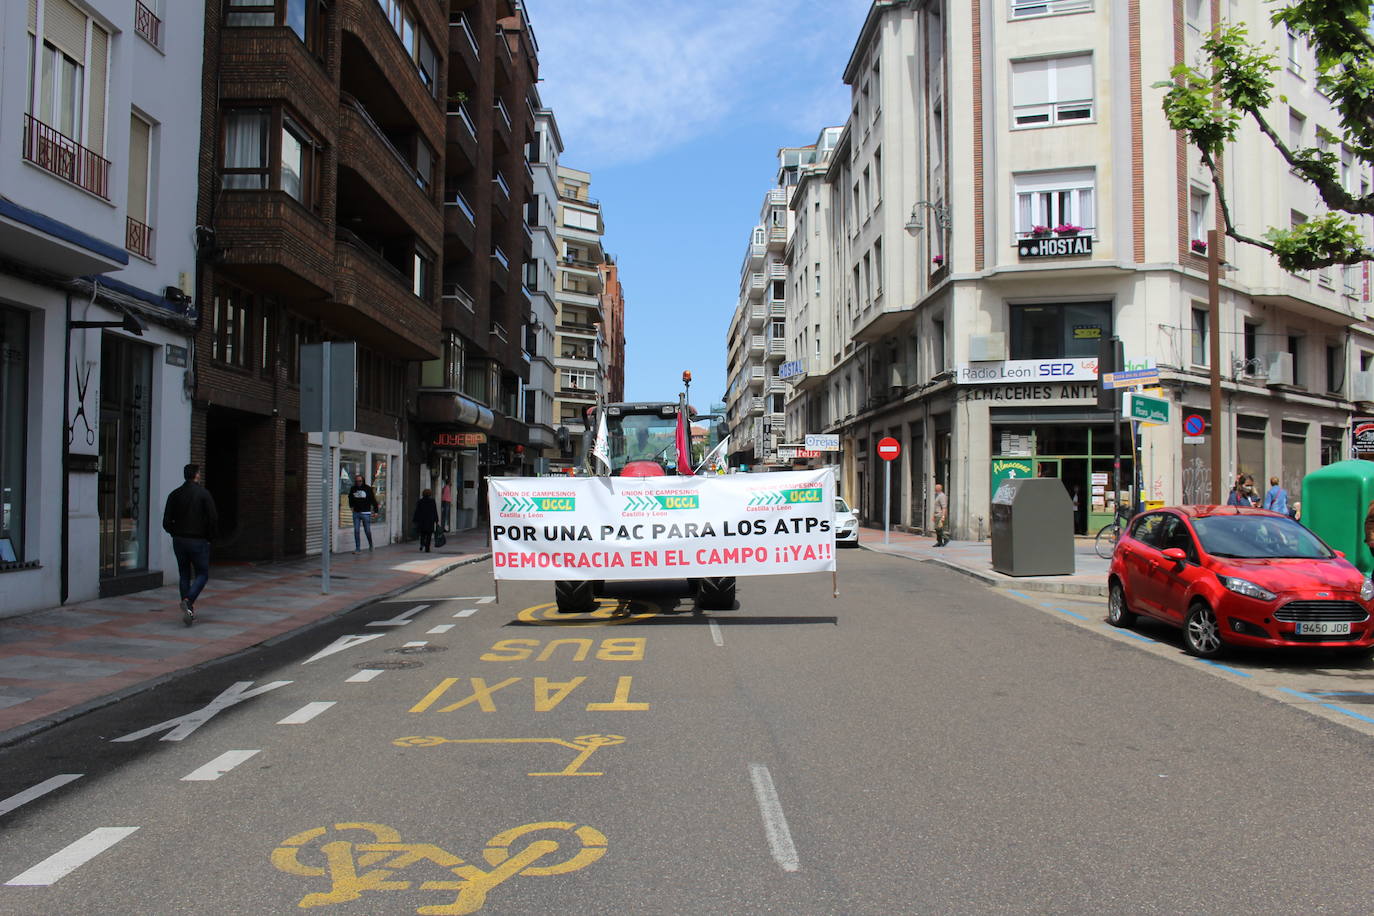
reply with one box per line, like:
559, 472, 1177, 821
348, 473, 379, 553
162, 464, 219, 626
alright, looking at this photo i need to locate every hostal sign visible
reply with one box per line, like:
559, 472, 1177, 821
1018, 234, 1094, 259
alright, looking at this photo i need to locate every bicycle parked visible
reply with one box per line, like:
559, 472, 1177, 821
1094, 504, 1135, 559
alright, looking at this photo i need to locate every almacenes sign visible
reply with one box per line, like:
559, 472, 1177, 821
1018, 235, 1094, 258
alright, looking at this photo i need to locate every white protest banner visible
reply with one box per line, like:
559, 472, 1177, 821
489, 469, 836, 580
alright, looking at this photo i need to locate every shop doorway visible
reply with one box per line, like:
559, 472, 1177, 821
98, 337, 153, 585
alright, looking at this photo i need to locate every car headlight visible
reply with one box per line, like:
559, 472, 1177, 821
1218, 575, 1277, 601
1362, 577, 1374, 602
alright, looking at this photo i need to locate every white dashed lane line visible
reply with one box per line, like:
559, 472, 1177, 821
5, 827, 140, 886
709, 620, 724, 647
427, 624, 455, 634
403, 641, 428, 648
453, 608, 478, 618
277, 702, 336, 725
346, 669, 383, 683
0, 774, 83, 818
749, 764, 800, 873
367, 604, 431, 628
181, 750, 261, 782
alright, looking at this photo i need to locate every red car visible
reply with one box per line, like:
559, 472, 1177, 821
1107, 506, 1374, 657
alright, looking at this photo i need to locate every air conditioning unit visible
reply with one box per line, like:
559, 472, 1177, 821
968, 333, 1007, 362
1261, 351, 1293, 386
1353, 370, 1374, 403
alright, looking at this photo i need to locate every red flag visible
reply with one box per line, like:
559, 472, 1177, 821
675, 408, 694, 475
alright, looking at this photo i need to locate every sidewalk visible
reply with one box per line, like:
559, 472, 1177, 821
858, 526, 1111, 598
0, 531, 492, 747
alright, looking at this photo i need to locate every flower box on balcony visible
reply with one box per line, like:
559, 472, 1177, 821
1191, 239, 1207, 254
1053, 224, 1082, 236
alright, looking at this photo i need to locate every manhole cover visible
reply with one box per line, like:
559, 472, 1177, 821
387, 644, 448, 655
354, 659, 424, 670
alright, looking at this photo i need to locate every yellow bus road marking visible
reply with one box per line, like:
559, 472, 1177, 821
408, 676, 649, 714
272, 820, 605, 913
479, 637, 646, 663
393, 734, 626, 776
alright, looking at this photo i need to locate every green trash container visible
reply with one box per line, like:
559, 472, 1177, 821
1300, 460, 1374, 575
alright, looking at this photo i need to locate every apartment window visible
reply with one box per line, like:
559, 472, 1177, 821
1191, 306, 1207, 366
564, 369, 595, 391
1189, 186, 1210, 243
862, 253, 872, 307
1287, 29, 1303, 77
814, 263, 821, 296
771, 320, 785, 340
1011, 0, 1094, 18
211, 285, 251, 368
1014, 169, 1095, 237
1011, 55, 1093, 127
1243, 321, 1258, 366
1288, 333, 1303, 388
932, 317, 946, 371
126, 114, 154, 259
412, 247, 432, 299
226, 0, 274, 26
873, 148, 883, 206
222, 108, 269, 189
1327, 344, 1344, 393
415, 140, 434, 191
871, 61, 881, 116
1009, 301, 1111, 360
862, 167, 871, 217
873, 239, 884, 296
1288, 109, 1305, 149
771, 279, 785, 300
259, 305, 276, 375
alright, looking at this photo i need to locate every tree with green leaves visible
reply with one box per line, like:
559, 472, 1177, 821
1157, 0, 1373, 271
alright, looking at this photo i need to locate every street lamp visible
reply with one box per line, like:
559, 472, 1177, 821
903, 201, 951, 237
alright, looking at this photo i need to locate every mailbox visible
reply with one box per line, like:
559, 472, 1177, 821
990, 477, 1075, 576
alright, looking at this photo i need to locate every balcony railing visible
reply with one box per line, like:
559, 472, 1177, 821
443, 282, 475, 312
491, 321, 508, 343
135, 0, 162, 46
493, 171, 511, 200
492, 245, 510, 269
494, 98, 512, 131
22, 114, 111, 200
452, 12, 480, 58
451, 103, 476, 138
448, 189, 475, 222
126, 217, 154, 260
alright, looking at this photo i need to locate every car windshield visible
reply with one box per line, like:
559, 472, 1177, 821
606, 411, 680, 473
1192, 514, 1334, 560
835, 498, 850, 513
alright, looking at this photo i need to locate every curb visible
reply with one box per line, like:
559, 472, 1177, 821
863, 545, 1109, 598
0, 552, 492, 749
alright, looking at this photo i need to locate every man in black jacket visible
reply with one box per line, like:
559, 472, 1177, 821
348, 473, 379, 553
162, 463, 219, 626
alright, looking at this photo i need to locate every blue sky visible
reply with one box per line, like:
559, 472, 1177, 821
522, 0, 871, 408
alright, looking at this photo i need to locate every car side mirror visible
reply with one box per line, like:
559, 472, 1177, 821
1161, 547, 1187, 564
1335, 549, 1346, 558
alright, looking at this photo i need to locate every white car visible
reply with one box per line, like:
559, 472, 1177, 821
835, 496, 859, 546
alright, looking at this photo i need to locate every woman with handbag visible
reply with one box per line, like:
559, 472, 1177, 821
413, 489, 440, 552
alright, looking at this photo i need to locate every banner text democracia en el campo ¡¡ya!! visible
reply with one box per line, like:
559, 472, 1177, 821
487, 469, 837, 580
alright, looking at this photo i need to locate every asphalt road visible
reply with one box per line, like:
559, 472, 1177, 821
3, 550, 1374, 914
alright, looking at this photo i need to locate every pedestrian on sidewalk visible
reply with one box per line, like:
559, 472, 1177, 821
932, 483, 949, 547
161, 463, 218, 626
440, 481, 453, 531
413, 489, 439, 552
1262, 476, 1289, 515
349, 473, 378, 553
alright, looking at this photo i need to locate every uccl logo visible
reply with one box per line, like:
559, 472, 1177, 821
624, 494, 699, 511
502, 496, 576, 512
749, 487, 822, 507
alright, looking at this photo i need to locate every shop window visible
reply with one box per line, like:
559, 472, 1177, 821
1009, 301, 1110, 359
0, 307, 29, 564
98, 337, 152, 577
1321, 425, 1345, 465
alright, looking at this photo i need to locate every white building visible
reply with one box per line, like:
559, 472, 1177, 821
784, 0, 1372, 538
1, 0, 203, 615
552, 165, 606, 471
525, 103, 563, 473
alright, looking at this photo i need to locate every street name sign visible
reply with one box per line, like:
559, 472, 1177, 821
1127, 392, 1170, 424
1102, 368, 1161, 389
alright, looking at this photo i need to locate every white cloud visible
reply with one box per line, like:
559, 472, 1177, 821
525, 0, 869, 166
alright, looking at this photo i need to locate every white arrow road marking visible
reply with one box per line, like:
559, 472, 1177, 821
0, 775, 82, 817
366, 604, 430, 627
277, 702, 335, 725
346, 669, 383, 683
709, 621, 724, 647
181, 750, 260, 781
111, 680, 292, 743
453, 608, 478, 618
749, 764, 800, 873
6, 827, 139, 885
427, 624, 454, 634
303, 633, 385, 665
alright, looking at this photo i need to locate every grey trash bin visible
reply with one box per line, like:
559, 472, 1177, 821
990, 477, 1075, 576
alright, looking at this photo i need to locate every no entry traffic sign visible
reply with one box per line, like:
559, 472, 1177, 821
877, 437, 901, 461
1183, 414, 1206, 436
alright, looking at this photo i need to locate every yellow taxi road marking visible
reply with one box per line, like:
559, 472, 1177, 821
428, 624, 455, 634
271, 820, 604, 912
347, 669, 384, 683
111, 680, 292, 743
303, 633, 386, 665
749, 765, 800, 873
181, 749, 261, 781
709, 621, 724, 646
367, 604, 431, 628
278, 702, 336, 725
6, 827, 140, 886
393, 734, 626, 776
0, 774, 83, 817
408, 676, 649, 713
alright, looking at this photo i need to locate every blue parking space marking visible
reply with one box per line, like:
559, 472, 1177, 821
1041, 603, 1089, 621
1103, 626, 1156, 643
1007, 590, 1034, 601
1309, 690, 1374, 697
1197, 659, 1251, 678
1279, 687, 1321, 701
1322, 704, 1374, 725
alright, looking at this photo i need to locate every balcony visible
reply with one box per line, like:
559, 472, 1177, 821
766, 338, 786, 361
492, 97, 512, 152
747, 304, 766, 329
449, 12, 481, 84
444, 190, 476, 253
417, 388, 495, 429
491, 245, 509, 291
749, 335, 765, 355
746, 272, 766, 300
135, 0, 162, 47
768, 262, 787, 281
767, 225, 787, 250
22, 114, 110, 200
215, 191, 334, 296
126, 217, 154, 260
332, 232, 440, 359
747, 242, 766, 269
557, 320, 599, 337
747, 366, 765, 389
749, 397, 764, 416
443, 281, 475, 313
490, 321, 508, 344
338, 95, 440, 240
769, 300, 786, 317
767, 188, 787, 206
491, 172, 511, 221
445, 103, 477, 173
